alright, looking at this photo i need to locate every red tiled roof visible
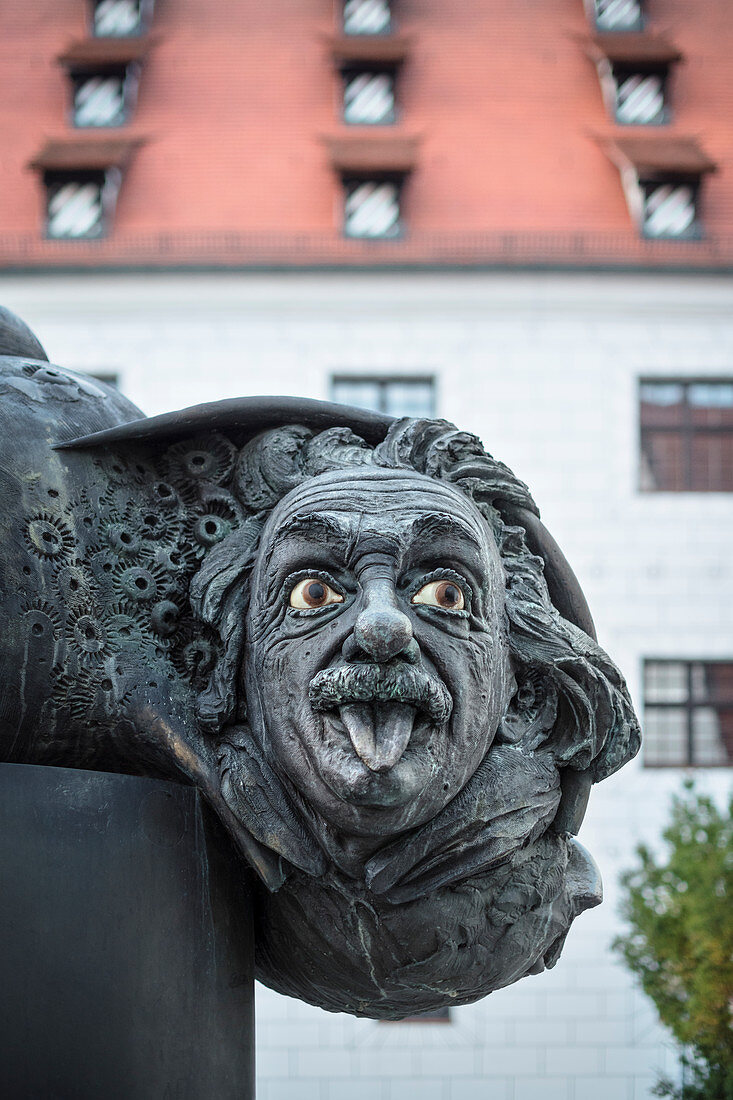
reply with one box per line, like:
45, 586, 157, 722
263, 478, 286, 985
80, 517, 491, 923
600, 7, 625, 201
601, 135, 717, 177
323, 133, 420, 174
29, 137, 145, 172
57, 36, 156, 69
1, 0, 733, 268
584, 32, 682, 65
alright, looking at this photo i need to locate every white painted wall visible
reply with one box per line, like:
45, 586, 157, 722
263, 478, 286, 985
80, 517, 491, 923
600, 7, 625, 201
3, 268, 732, 1099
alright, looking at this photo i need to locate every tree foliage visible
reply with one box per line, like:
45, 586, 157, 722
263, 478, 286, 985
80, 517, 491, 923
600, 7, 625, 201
614, 783, 733, 1099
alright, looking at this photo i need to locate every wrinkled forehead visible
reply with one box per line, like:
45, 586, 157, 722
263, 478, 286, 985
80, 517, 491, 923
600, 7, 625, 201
262, 467, 491, 547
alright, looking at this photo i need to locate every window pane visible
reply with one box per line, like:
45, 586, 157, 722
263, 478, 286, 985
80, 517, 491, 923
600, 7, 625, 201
344, 181, 401, 239
645, 661, 689, 703
692, 707, 733, 765
640, 430, 686, 490
595, 0, 642, 29
94, 0, 142, 36
688, 383, 733, 428
74, 76, 127, 128
383, 381, 434, 418
639, 383, 685, 426
689, 432, 733, 491
642, 184, 697, 239
332, 379, 383, 412
644, 707, 689, 766
343, 0, 391, 35
344, 72, 395, 125
616, 73, 665, 125
692, 663, 733, 705
47, 180, 105, 239
689, 382, 733, 408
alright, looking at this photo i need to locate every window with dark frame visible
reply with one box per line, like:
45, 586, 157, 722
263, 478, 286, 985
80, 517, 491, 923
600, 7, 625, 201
342, 68, 396, 125
639, 179, 700, 239
343, 0, 392, 36
644, 660, 733, 767
639, 378, 733, 492
44, 168, 122, 240
613, 65, 669, 126
71, 65, 140, 128
594, 0, 643, 31
331, 376, 435, 419
343, 178, 402, 239
92, 0, 152, 37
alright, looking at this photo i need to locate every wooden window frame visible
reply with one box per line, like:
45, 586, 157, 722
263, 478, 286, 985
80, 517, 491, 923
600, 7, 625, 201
639, 376, 733, 492
643, 659, 733, 768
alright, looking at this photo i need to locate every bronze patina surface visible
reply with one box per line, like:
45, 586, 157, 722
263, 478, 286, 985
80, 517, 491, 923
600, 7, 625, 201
0, 307, 640, 1018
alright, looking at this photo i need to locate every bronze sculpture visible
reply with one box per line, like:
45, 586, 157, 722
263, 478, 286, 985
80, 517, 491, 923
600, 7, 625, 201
0, 307, 640, 1019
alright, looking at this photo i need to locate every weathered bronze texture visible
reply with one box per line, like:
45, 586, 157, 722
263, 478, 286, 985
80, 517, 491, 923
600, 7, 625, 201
0, 308, 640, 1018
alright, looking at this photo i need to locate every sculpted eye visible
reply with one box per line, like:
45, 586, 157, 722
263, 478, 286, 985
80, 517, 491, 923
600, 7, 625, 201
289, 578, 344, 610
411, 579, 465, 611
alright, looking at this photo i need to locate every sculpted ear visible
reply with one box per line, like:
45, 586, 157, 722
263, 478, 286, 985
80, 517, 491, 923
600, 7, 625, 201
497, 669, 559, 750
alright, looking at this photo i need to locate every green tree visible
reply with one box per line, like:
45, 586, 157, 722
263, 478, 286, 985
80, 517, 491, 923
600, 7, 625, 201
614, 783, 733, 1099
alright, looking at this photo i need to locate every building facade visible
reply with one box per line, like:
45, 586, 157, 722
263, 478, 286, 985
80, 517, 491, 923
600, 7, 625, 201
2, 3, 732, 1098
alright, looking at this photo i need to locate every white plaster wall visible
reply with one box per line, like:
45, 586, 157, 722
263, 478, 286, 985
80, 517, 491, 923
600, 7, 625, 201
3, 268, 732, 1099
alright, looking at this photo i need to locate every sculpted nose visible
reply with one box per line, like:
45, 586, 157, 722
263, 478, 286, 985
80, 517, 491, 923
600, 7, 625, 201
350, 579, 416, 664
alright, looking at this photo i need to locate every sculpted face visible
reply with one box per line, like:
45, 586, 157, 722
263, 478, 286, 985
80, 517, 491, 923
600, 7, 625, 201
244, 467, 511, 839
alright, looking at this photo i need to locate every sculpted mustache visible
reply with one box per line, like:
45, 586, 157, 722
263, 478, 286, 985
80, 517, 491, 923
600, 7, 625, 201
308, 662, 453, 724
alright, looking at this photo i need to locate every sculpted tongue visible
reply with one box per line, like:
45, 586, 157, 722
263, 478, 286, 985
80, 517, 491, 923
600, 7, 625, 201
339, 702, 415, 773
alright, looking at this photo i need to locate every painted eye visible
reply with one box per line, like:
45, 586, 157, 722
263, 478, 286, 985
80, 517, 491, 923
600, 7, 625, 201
411, 579, 465, 611
289, 578, 344, 610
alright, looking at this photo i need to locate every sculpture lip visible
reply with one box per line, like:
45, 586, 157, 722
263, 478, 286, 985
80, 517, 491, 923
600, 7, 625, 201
308, 661, 452, 725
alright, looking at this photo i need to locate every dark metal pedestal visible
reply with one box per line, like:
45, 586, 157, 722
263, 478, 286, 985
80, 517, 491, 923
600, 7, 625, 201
0, 763, 254, 1100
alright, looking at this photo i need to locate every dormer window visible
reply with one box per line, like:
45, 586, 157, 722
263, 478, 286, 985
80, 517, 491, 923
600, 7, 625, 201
344, 178, 402, 238
71, 67, 139, 127
343, 0, 392, 36
601, 136, 715, 241
640, 180, 699, 239
44, 170, 120, 239
587, 32, 679, 126
614, 65, 668, 124
29, 137, 142, 240
58, 40, 151, 128
92, 0, 153, 37
343, 69, 396, 124
594, 0, 643, 31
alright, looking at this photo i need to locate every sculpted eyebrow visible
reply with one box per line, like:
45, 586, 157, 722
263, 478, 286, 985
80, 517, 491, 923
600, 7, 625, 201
273, 512, 347, 543
410, 512, 484, 552
262, 512, 351, 575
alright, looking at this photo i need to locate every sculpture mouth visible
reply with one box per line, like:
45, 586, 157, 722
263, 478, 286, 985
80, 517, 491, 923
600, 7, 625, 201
309, 662, 452, 774
327, 701, 424, 772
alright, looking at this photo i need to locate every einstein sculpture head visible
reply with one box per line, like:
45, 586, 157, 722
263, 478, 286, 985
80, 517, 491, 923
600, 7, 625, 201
245, 465, 508, 841
0, 310, 640, 1019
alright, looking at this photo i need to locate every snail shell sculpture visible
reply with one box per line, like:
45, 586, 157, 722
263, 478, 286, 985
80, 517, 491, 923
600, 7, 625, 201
0, 309, 639, 1018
